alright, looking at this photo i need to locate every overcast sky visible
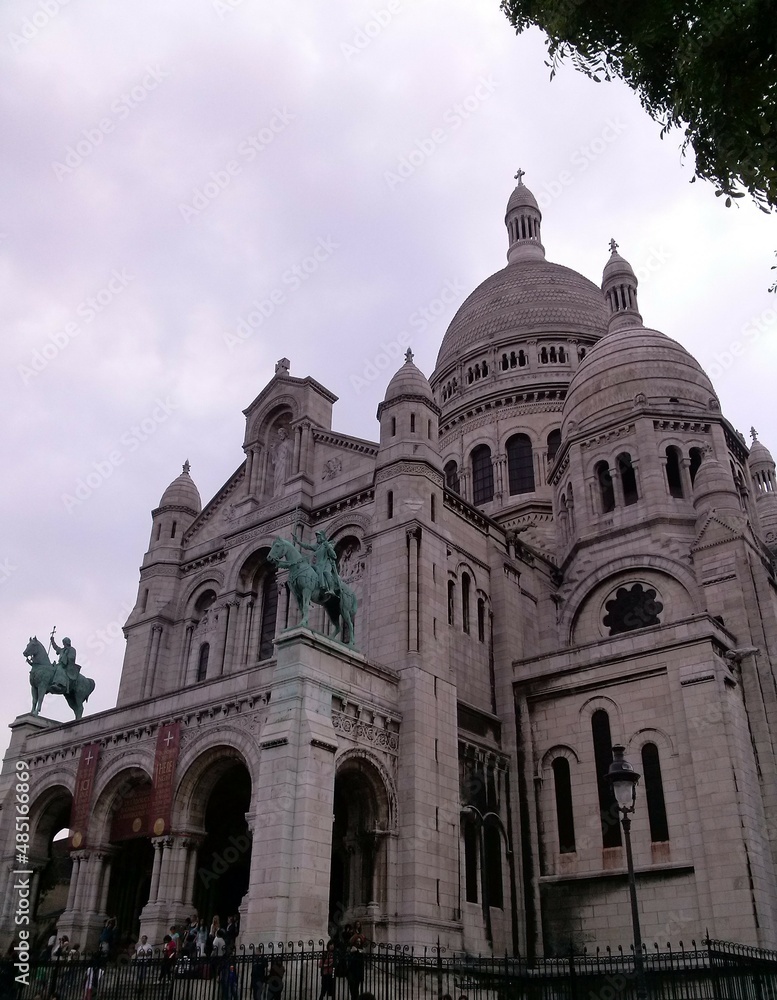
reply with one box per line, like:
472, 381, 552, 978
1, 0, 775, 747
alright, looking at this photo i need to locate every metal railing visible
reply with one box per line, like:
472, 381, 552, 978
6, 936, 777, 1000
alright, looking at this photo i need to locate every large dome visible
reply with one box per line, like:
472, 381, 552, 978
434, 260, 609, 372
562, 327, 718, 435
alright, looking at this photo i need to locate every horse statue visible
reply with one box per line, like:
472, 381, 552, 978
268, 536, 358, 647
23, 636, 96, 720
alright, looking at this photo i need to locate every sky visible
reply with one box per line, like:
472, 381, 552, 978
1, 0, 775, 747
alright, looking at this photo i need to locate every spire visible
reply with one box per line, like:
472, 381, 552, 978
505, 170, 545, 264
602, 240, 642, 333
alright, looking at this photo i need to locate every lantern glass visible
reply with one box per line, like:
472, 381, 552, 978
612, 777, 635, 811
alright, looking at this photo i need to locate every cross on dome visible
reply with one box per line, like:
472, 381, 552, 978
514, 168, 526, 184
405, 348, 414, 363
609, 238, 619, 254
182, 459, 191, 474
751, 427, 759, 442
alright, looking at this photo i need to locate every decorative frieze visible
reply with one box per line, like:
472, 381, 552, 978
332, 711, 400, 755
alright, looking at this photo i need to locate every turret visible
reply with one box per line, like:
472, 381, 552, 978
146, 460, 201, 559
602, 239, 642, 334
505, 169, 545, 264
749, 428, 777, 552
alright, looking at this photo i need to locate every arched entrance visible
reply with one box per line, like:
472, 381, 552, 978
104, 774, 155, 947
29, 787, 74, 953
328, 756, 391, 929
192, 760, 252, 924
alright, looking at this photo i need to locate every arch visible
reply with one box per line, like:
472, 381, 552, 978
246, 397, 299, 447
616, 452, 639, 505
689, 447, 704, 485
561, 558, 701, 644
89, 761, 155, 845
179, 576, 225, 618
547, 429, 561, 462
578, 695, 624, 738
539, 744, 580, 774
594, 460, 615, 513
174, 738, 255, 831
27, 782, 75, 860
665, 445, 684, 498
444, 459, 460, 494
471, 445, 494, 504
506, 434, 535, 495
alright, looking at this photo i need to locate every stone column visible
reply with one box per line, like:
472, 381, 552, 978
212, 605, 230, 678
221, 598, 241, 675
407, 528, 420, 653
244, 629, 343, 941
180, 624, 195, 686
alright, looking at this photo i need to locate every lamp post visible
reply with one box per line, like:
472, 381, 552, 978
605, 745, 648, 1000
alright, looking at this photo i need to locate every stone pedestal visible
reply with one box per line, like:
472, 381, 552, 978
243, 628, 349, 941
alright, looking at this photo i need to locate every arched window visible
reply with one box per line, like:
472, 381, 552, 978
387, 490, 394, 519
591, 710, 622, 848
471, 446, 494, 505
444, 460, 460, 494
507, 434, 534, 494
552, 757, 576, 853
665, 446, 684, 498
410, 413, 416, 433
547, 429, 561, 462
462, 573, 471, 633
641, 743, 670, 843
463, 818, 478, 902
484, 823, 503, 907
603, 583, 663, 635
447, 580, 455, 626
595, 461, 615, 513
617, 453, 639, 505
171, 520, 177, 539
196, 643, 210, 682
258, 570, 278, 660
477, 598, 486, 642
689, 447, 703, 485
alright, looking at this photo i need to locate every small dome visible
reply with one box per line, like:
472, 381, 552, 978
159, 461, 201, 513
506, 179, 540, 215
748, 431, 774, 468
562, 327, 717, 435
383, 350, 434, 404
692, 450, 739, 512
434, 261, 608, 372
602, 249, 637, 284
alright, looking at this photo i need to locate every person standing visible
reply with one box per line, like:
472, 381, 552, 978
317, 941, 335, 1000
265, 956, 284, 1000
134, 934, 153, 991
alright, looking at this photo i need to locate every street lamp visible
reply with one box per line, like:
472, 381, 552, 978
605, 745, 648, 1000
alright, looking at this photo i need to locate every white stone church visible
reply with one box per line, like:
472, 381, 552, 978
3, 176, 777, 957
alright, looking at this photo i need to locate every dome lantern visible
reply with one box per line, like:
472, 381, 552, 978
602, 239, 642, 333
505, 169, 545, 264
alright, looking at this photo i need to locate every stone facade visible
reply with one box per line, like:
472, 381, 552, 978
2, 179, 777, 957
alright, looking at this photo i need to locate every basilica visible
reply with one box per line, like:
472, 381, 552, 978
2, 176, 777, 957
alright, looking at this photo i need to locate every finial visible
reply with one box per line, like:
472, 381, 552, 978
275, 357, 290, 375
182, 459, 191, 475
404, 348, 414, 363
751, 426, 758, 442
608, 238, 619, 254
514, 168, 525, 184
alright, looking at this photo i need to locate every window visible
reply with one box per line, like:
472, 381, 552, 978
591, 710, 622, 848
603, 583, 663, 635
507, 434, 535, 494
462, 573, 470, 633
689, 447, 703, 485
665, 446, 684, 498
471, 446, 494, 505
410, 413, 416, 433
641, 743, 669, 842
617, 452, 639, 505
464, 820, 478, 902
391, 417, 396, 436
431, 494, 436, 522
595, 461, 615, 513
447, 580, 455, 626
547, 429, 561, 462
196, 643, 210, 682
444, 460, 460, 494
477, 598, 486, 642
484, 824, 503, 907
258, 571, 278, 660
387, 490, 394, 519
171, 520, 177, 539
552, 757, 576, 853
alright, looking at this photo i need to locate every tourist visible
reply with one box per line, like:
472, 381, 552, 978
134, 934, 153, 990
317, 941, 335, 1000
265, 955, 284, 1000
250, 950, 268, 1000
346, 922, 367, 1000
196, 919, 208, 958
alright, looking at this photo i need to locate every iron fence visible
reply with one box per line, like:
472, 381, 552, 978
5, 937, 777, 1000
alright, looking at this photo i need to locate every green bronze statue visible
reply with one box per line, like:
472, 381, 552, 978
23, 633, 95, 720
268, 532, 357, 647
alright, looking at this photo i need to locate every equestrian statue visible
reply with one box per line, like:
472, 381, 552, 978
23, 632, 96, 720
268, 530, 358, 647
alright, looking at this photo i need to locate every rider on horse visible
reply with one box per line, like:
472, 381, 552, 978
293, 530, 340, 599
50, 634, 81, 697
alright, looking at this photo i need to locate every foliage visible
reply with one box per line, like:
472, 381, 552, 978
500, 0, 777, 211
